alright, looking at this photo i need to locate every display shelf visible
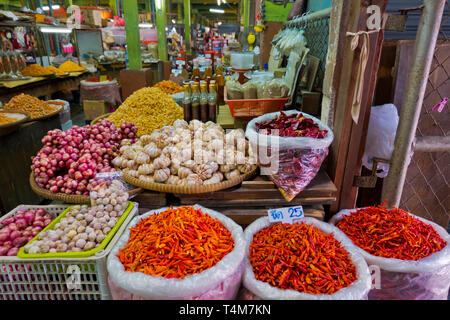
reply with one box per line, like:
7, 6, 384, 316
175, 169, 336, 206
134, 169, 335, 225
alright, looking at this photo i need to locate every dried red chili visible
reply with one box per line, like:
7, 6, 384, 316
336, 205, 447, 261
249, 222, 357, 295
117, 206, 234, 279
255, 112, 328, 138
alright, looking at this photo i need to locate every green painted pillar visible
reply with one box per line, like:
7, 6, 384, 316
155, 0, 167, 61
184, 0, 191, 55
109, 0, 117, 16
243, 0, 250, 29
177, 4, 182, 24
123, 0, 142, 70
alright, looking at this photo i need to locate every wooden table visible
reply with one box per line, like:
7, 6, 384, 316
0, 72, 91, 104
133, 169, 337, 227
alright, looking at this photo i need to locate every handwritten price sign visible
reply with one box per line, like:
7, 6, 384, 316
268, 206, 304, 224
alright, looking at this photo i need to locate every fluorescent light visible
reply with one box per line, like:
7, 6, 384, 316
172, 19, 176, 24
40, 27, 72, 34
217, 0, 220, 5
210, 8, 225, 13
155, 0, 163, 10
42, 5, 60, 11
139, 23, 153, 28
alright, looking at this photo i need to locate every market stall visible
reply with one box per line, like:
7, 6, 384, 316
0, 0, 448, 304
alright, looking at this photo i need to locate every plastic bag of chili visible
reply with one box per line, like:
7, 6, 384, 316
245, 110, 334, 201
330, 207, 450, 300
106, 205, 246, 300
242, 217, 371, 299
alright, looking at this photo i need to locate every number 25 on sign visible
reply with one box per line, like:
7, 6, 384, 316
268, 206, 304, 223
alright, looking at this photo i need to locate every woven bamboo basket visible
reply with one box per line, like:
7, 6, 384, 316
91, 113, 112, 125
30, 173, 143, 204
122, 166, 258, 194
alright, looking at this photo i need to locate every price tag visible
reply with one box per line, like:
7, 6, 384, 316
99, 75, 107, 82
268, 206, 304, 224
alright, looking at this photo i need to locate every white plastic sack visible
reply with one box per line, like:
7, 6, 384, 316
107, 205, 246, 300
330, 209, 450, 300
245, 111, 334, 201
362, 104, 399, 178
242, 217, 372, 300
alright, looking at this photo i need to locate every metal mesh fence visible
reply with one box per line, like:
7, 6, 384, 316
303, 17, 330, 89
400, 1, 450, 228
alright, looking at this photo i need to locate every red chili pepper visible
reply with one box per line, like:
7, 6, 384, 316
336, 205, 447, 261
249, 222, 357, 295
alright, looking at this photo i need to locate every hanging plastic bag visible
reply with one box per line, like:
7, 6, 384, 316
89, 172, 129, 212
245, 110, 334, 201
330, 209, 450, 300
361, 104, 399, 178
241, 217, 372, 300
106, 205, 246, 300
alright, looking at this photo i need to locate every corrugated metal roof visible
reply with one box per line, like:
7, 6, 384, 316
385, 0, 450, 39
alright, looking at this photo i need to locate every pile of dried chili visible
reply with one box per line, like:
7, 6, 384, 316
249, 222, 357, 295
118, 206, 234, 279
335, 205, 447, 261
255, 112, 328, 138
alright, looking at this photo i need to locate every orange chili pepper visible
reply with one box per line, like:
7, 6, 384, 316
117, 206, 234, 279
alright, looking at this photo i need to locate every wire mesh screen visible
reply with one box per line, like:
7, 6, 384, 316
399, 2, 450, 229
303, 17, 330, 89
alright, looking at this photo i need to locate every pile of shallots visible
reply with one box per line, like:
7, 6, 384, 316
24, 180, 129, 254
31, 120, 137, 195
0, 208, 53, 256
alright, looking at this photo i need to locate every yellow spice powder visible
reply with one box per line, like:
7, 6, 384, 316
21, 64, 53, 76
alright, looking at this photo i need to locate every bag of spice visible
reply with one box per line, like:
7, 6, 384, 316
225, 79, 244, 100
106, 205, 246, 300
330, 206, 450, 300
241, 217, 372, 300
245, 110, 334, 201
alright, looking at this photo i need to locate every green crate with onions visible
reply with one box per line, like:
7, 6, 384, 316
0, 203, 138, 300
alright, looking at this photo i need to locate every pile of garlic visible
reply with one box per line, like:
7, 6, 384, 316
24, 180, 129, 254
112, 119, 258, 186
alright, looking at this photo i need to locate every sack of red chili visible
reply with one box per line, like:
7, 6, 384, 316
242, 217, 372, 299
330, 206, 450, 300
245, 111, 334, 201
106, 205, 246, 299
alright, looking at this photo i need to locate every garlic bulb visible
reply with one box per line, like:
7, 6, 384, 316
139, 175, 155, 184
167, 175, 180, 185
144, 142, 161, 158
178, 167, 193, 179
154, 168, 170, 182
220, 164, 236, 173
224, 169, 241, 180
138, 163, 154, 175
186, 173, 203, 185
140, 135, 152, 145
173, 119, 189, 129
153, 155, 171, 169
135, 152, 150, 164
194, 164, 214, 180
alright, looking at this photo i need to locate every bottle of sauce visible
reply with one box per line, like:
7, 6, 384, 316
204, 59, 213, 80
213, 61, 225, 105
182, 83, 191, 122
200, 82, 208, 122
191, 82, 200, 120
208, 83, 217, 122
192, 59, 201, 83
